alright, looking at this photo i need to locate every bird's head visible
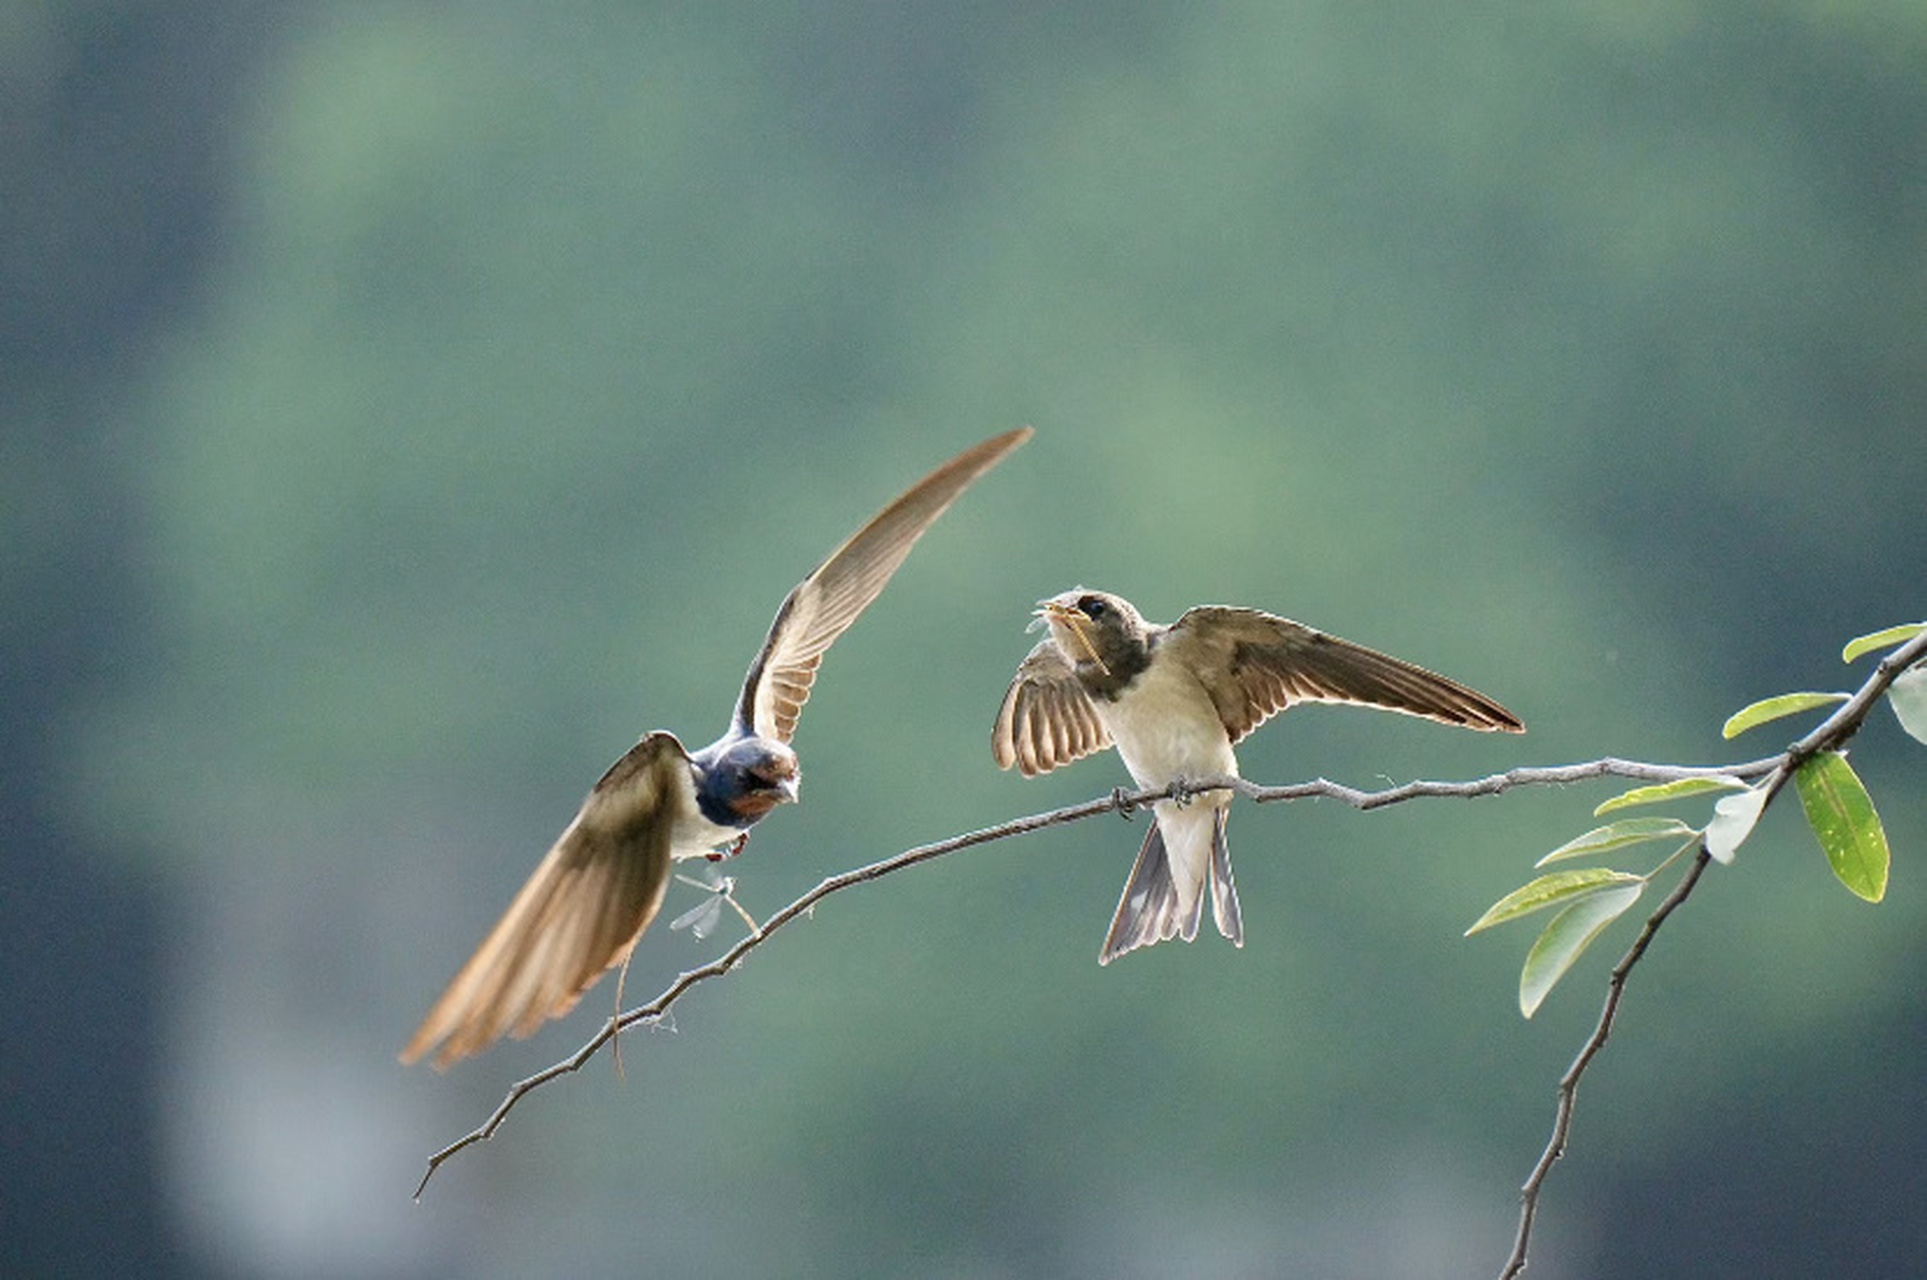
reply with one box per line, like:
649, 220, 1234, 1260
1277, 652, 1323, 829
1034, 589, 1150, 684
709, 738, 801, 824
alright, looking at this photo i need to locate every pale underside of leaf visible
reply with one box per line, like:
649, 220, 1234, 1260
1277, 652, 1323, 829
1519, 882, 1646, 1018
1703, 784, 1770, 864
1887, 665, 1927, 746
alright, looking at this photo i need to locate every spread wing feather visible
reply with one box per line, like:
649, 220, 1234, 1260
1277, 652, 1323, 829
736, 428, 1032, 743
992, 639, 1114, 776
1161, 607, 1525, 744
400, 732, 689, 1069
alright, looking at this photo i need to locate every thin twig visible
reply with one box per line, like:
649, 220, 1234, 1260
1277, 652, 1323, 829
1498, 627, 1927, 1277
1236, 754, 1784, 809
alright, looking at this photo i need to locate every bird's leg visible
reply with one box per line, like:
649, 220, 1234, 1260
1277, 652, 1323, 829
1166, 776, 1196, 808
1111, 786, 1139, 819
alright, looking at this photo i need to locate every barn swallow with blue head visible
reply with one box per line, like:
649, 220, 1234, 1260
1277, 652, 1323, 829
402, 427, 1031, 1068
993, 589, 1523, 964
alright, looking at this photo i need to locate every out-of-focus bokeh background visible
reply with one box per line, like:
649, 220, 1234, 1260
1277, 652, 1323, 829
8, 4, 1925, 1277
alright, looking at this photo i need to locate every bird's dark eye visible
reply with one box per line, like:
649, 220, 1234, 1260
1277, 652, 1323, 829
1080, 596, 1107, 618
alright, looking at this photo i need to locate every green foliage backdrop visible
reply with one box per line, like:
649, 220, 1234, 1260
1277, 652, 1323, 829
11, 3, 1925, 1276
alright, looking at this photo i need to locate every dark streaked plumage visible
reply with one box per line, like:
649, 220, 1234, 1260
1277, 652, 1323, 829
993, 588, 1523, 964
403, 428, 1031, 1068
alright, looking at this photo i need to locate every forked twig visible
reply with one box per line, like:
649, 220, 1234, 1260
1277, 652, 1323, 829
1497, 628, 1927, 1277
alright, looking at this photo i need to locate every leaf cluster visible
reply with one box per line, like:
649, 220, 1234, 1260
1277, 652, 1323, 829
1469, 623, 1925, 1016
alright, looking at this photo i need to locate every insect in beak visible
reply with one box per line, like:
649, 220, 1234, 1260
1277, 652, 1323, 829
1038, 599, 1111, 676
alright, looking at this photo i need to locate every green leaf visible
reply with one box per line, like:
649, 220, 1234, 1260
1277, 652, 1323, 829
1587, 774, 1757, 813
1703, 784, 1769, 864
1842, 623, 1926, 664
1721, 691, 1850, 740
1888, 665, 1927, 746
1519, 882, 1646, 1018
1793, 752, 1890, 902
1466, 868, 1647, 936
1536, 817, 1698, 866
1593, 775, 1748, 816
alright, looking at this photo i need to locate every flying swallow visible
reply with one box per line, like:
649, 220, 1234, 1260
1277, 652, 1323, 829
992, 589, 1524, 964
402, 427, 1031, 1067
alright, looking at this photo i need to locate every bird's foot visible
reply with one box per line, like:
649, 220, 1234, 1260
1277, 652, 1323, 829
1111, 786, 1140, 819
707, 832, 751, 862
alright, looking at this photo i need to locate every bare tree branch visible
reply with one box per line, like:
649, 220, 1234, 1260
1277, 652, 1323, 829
1499, 627, 1927, 1278
1235, 754, 1782, 807
414, 630, 1926, 1210
410, 753, 1767, 1197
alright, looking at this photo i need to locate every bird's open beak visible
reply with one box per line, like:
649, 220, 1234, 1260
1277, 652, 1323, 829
1024, 600, 1061, 634
774, 775, 800, 805
1035, 598, 1110, 675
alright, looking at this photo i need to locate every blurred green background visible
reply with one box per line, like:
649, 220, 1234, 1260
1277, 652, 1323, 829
7, 3, 1925, 1277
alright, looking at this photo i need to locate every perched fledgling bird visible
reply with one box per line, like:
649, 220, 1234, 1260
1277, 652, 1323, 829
403, 428, 1031, 1068
993, 589, 1523, 964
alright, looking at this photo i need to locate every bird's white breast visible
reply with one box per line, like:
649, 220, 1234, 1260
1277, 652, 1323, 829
666, 763, 750, 860
1095, 652, 1239, 793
